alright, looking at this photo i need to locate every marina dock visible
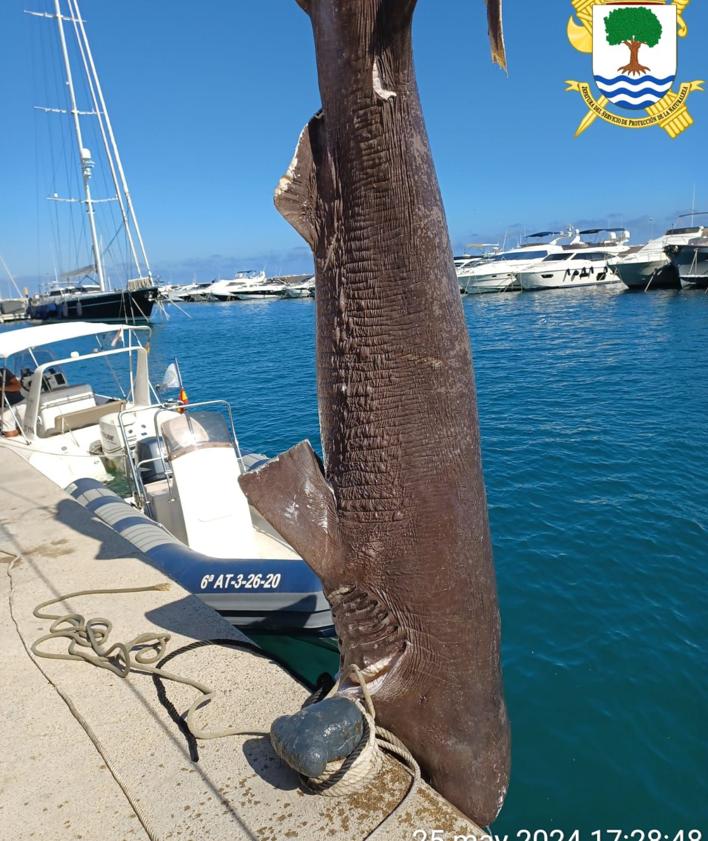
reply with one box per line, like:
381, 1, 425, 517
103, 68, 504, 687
0, 449, 484, 841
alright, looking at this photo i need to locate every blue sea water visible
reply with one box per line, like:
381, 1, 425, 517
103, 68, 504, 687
5, 288, 701, 830
149, 289, 707, 833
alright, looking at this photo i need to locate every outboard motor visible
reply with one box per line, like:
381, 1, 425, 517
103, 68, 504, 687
135, 436, 169, 486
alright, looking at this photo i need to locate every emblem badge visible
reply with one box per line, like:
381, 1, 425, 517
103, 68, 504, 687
565, 0, 703, 137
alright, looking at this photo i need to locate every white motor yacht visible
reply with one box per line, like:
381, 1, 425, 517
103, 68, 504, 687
0, 320, 331, 631
282, 276, 315, 298
183, 282, 217, 302
206, 271, 267, 301
610, 216, 706, 291
459, 231, 575, 294
519, 229, 631, 291
234, 279, 288, 301
454, 244, 500, 293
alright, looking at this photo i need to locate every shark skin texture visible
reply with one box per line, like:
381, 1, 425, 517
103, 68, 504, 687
239, 0, 510, 826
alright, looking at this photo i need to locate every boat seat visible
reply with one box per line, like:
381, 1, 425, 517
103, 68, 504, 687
37, 384, 96, 437
162, 414, 257, 559
55, 399, 126, 434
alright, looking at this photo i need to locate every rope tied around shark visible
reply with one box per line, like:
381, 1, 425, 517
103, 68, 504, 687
271, 663, 422, 838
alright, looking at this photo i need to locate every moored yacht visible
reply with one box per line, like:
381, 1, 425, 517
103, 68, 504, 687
206, 271, 268, 301
459, 230, 575, 294
184, 282, 217, 302
0, 298, 27, 320
519, 228, 631, 291
282, 276, 315, 298
610, 216, 707, 291
454, 244, 501, 293
30, 280, 157, 322
666, 235, 708, 289
234, 279, 288, 300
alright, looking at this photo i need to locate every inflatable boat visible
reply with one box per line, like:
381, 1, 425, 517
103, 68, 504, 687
68, 477, 332, 631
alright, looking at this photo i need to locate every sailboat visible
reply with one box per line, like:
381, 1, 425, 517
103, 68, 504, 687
27, 0, 158, 323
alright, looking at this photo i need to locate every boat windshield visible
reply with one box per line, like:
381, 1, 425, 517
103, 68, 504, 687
665, 226, 702, 236
161, 410, 234, 459
489, 250, 549, 262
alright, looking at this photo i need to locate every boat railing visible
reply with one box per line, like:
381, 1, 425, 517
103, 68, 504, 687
117, 399, 243, 510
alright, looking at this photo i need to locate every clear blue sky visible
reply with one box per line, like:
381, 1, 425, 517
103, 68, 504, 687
0, 0, 706, 286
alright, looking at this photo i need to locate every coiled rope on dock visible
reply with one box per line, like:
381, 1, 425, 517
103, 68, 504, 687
30, 582, 269, 741
15, 575, 421, 839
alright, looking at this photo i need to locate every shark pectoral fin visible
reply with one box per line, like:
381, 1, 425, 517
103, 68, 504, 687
274, 113, 324, 249
485, 0, 507, 71
238, 440, 339, 580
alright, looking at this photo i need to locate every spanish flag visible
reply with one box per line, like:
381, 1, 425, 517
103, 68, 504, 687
178, 386, 188, 405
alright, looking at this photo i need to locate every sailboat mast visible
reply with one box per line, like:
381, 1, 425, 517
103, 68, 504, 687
53, 0, 106, 292
70, 0, 153, 281
66, 0, 143, 280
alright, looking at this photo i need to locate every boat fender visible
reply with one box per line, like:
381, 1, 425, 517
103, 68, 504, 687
270, 697, 363, 778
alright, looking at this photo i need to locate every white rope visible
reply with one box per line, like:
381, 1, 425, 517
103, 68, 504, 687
29, 583, 269, 741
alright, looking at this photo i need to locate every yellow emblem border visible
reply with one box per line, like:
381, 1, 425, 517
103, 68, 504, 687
565, 0, 703, 137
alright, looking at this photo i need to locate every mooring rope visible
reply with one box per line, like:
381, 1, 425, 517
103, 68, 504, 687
31, 583, 269, 740
23, 579, 420, 838
304, 663, 422, 839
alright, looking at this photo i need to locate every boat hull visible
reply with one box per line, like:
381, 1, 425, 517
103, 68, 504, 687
67, 478, 334, 633
520, 267, 621, 290
1, 433, 109, 488
0, 298, 27, 316
29, 287, 158, 323
460, 274, 521, 294
668, 243, 708, 289
234, 291, 285, 301
614, 259, 680, 290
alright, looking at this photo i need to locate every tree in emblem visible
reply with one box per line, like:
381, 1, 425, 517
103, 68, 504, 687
604, 6, 663, 76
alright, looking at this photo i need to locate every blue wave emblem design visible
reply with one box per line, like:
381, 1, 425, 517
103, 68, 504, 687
594, 74, 674, 110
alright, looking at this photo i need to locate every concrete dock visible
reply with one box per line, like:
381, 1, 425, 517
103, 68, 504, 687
0, 449, 485, 841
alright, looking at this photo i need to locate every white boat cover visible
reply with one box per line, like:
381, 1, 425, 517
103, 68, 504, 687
0, 321, 149, 359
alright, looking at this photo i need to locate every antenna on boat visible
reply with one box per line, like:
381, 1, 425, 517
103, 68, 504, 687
51, 0, 107, 292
